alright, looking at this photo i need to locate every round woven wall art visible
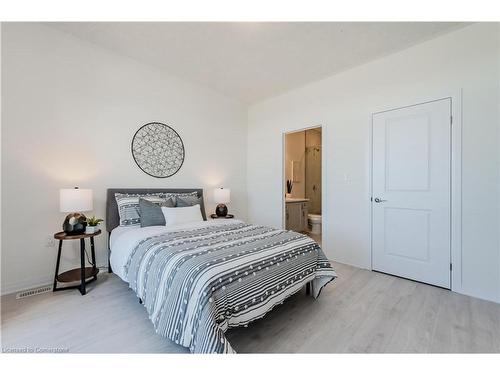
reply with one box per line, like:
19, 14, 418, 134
131, 122, 185, 178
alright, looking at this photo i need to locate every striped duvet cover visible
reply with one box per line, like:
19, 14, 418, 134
124, 221, 336, 353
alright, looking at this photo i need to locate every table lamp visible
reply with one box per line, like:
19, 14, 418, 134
60, 187, 93, 234
213, 187, 230, 217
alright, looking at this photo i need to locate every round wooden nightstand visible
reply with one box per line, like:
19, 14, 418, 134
210, 214, 235, 219
53, 230, 101, 295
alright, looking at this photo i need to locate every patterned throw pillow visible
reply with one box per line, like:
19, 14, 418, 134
115, 193, 166, 227
165, 191, 199, 206
176, 195, 203, 207
160, 197, 176, 207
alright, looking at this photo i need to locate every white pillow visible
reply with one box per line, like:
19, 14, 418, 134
161, 204, 204, 227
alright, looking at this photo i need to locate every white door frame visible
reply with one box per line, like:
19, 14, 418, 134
282, 125, 326, 247
369, 90, 463, 294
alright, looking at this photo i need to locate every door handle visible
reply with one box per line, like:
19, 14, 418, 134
374, 197, 387, 203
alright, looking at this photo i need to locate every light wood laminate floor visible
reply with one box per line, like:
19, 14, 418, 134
2, 262, 499, 353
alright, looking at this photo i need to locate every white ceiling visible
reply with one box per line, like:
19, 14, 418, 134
48, 22, 468, 104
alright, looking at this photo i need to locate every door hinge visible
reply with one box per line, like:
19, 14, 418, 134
450, 263, 453, 271
450, 115, 453, 125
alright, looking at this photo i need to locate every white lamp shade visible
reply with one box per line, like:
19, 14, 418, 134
213, 187, 230, 204
60, 188, 93, 213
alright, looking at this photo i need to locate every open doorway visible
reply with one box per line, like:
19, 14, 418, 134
283, 126, 323, 246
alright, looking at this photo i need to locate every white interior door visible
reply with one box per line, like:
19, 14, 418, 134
372, 99, 451, 288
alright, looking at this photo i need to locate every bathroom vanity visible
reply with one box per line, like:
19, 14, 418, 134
285, 198, 309, 232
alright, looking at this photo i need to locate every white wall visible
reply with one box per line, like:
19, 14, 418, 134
247, 23, 500, 303
1, 23, 248, 295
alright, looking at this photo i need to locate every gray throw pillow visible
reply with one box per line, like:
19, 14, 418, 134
115, 192, 165, 226
139, 198, 173, 227
160, 197, 176, 208
165, 191, 198, 206
176, 195, 202, 207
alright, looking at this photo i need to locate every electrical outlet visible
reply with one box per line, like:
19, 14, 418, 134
343, 173, 351, 184
45, 236, 56, 248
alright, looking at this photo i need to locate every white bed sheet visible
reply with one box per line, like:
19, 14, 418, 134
109, 219, 242, 282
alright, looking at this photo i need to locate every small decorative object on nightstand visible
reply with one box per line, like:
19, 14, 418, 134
85, 216, 103, 234
60, 187, 93, 234
53, 230, 101, 295
213, 187, 231, 217
286, 179, 293, 198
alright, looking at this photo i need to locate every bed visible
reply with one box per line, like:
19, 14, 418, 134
106, 188, 336, 353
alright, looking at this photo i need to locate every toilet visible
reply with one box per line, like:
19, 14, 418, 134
308, 214, 322, 234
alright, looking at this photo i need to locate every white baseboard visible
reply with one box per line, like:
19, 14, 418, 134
1, 275, 53, 297
1, 263, 109, 296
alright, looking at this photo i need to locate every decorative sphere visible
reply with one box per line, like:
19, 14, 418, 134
63, 213, 87, 234
215, 204, 228, 217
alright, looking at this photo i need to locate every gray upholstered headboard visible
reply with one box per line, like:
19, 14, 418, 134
106, 188, 207, 232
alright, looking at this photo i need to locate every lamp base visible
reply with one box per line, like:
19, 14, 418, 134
63, 212, 87, 234
215, 204, 228, 217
